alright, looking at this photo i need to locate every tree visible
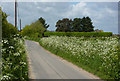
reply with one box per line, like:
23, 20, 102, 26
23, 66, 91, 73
55, 17, 94, 32
39, 17, 49, 31
80, 17, 94, 32
22, 20, 45, 38
72, 18, 82, 32
56, 18, 72, 32
21, 25, 32, 37
31, 20, 45, 37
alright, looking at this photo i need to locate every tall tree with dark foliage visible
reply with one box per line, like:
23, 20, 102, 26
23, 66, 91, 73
39, 17, 49, 31
55, 17, 94, 32
81, 17, 94, 32
56, 18, 72, 32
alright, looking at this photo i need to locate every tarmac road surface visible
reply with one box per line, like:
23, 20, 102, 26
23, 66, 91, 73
25, 40, 100, 79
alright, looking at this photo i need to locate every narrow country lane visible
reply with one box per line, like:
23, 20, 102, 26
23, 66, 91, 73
25, 40, 99, 79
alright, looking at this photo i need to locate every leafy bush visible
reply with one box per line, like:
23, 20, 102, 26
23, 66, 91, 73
44, 32, 112, 37
1, 34, 28, 80
21, 20, 45, 38
2, 10, 18, 39
1, 9, 28, 80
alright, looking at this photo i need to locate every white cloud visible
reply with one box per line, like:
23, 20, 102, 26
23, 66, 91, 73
37, 6, 54, 12
73, 2, 86, 9
72, 2, 89, 16
63, 2, 117, 21
44, 7, 53, 12
37, 6, 41, 9
105, 7, 117, 14
34, 1, 38, 5
60, 2, 118, 33
61, 2, 92, 18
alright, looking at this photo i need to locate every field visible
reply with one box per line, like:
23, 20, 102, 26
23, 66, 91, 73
40, 36, 119, 79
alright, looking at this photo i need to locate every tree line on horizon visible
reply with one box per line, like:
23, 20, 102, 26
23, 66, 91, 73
21, 16, 104, 38
55, 17, 94, 32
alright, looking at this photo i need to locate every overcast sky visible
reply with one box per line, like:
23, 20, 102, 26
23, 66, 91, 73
0, 1, 118, 34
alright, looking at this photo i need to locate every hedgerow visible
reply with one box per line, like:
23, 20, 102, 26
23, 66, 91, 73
1, 34, 28, 81
44, 32, 112, 37
1, 9, 28, 80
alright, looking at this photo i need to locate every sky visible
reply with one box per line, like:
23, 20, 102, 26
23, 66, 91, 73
0, 1, 119, 34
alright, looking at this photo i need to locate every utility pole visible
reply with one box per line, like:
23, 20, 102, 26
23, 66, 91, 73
15, 0, 17, 28
20, 18, 21, 32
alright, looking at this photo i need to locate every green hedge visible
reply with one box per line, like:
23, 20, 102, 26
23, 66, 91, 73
44, 32, 112, 37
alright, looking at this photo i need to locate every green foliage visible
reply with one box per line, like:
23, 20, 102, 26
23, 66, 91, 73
39, 17, 49, 31
24, 36, 40, 42
1, 9, 28, 80
44, 32, 113, 37
56, 18, 72, 32
1, 35, 28, 80
21, 25, 31, 37
72, 18, 82, 32
21, 20, 45, 38
55, 17, 94, 32
81, 17, 94, 32
2, 11, 18, 39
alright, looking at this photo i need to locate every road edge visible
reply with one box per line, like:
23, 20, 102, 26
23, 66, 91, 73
34, 41, 100, 79
24, 40, 35, 79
